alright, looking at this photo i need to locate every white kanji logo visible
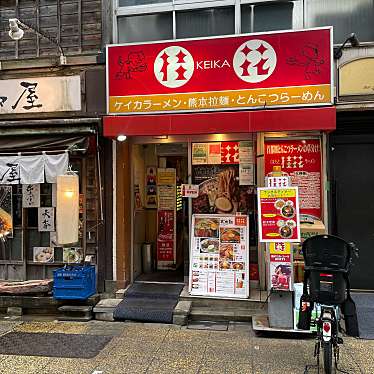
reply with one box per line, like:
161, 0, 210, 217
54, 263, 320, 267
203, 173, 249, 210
154, 46, 194, 88
233, 39, 277, 83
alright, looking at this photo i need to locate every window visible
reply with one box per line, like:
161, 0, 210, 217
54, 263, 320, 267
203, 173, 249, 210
176, 7, 235, 39
241, 2, 294, 34
305, 0, 374, 44
119, 0, 170, 5
116, 1, 300, 43
118, 13, 173, 43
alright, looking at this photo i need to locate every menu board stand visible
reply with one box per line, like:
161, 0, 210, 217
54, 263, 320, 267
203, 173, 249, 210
189, 214, 249, 299
260, 178, 296, 329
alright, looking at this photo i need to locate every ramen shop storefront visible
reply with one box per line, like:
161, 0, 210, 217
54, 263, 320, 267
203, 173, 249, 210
104, 27, 335, 298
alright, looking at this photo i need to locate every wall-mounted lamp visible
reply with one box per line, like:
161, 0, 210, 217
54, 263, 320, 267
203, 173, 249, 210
334, 33, 360, 60
117, 134, 127, 142
8, 18, 67, 65
56, 173, 79, 245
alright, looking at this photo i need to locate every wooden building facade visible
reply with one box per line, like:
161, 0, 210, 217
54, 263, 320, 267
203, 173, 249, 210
0, 0, 113, 292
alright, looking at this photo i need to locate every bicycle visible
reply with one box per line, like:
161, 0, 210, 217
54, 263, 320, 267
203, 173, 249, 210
298, 234, 358, 374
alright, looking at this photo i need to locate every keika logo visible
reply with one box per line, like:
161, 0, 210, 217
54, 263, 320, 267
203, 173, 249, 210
154, 46, 194, 88
233, 39, 277, 83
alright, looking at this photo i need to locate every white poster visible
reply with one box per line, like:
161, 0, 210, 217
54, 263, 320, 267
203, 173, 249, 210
38, 207, 55, 232
22, 184, 40, 208
239, 164, 254, 186
33, 247, 54, 263
239, 141, 253, 164
189, 214, 249, 298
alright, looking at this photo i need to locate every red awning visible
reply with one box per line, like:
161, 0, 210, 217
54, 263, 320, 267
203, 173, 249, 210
103, 107, 336, 138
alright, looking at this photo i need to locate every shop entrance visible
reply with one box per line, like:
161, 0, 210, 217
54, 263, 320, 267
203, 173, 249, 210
330, 134, 374, 289
132, 142, 189, 283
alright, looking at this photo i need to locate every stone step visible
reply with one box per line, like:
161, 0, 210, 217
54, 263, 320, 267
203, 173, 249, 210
93, 298, 122, 321
189, 307, 263, 322
57, 315, 92, 322
58, 305, 93, 312
58, 305, 93, 322
180, 293, 265, 311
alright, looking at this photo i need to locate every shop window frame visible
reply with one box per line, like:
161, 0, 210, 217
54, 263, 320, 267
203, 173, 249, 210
114, 0, 303, 43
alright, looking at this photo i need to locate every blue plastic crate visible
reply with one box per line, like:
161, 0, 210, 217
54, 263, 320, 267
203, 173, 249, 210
53, 265, 96, 300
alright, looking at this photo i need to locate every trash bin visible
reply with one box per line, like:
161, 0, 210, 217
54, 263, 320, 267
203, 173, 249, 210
142, 243, 153, 273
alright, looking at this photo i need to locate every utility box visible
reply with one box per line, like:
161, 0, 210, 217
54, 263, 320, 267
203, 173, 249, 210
53, 265, 96, 300
268, 291, 294, 329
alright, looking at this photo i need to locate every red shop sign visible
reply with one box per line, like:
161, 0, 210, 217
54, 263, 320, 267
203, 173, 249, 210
257, 187, 301, 243
264, 139, 322, 218
107, 28, 333, 115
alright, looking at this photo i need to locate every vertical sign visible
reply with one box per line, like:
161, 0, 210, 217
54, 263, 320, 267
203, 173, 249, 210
22, 184, 40, 208
157, 168, 176, 269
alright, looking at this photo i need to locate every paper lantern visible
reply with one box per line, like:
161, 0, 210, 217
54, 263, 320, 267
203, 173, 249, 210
56, 174, 79, 245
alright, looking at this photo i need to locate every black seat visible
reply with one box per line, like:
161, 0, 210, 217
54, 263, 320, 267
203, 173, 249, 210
302, 235, 352, 305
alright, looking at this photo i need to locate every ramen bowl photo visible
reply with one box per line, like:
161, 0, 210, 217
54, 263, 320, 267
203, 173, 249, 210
281, 204, 295, 218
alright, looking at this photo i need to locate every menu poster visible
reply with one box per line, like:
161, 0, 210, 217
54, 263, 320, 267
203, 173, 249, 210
189, 214, 249, 298
258, 187, 301, 243
264, 139, 321, 218
192, 143, 208, 165
268, 242, 292, 291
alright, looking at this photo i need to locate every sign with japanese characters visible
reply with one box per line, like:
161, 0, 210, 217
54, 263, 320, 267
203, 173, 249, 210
0, 154, 68, 185
0, 76, 81, 114
189, 214, 249, 298
264, 139, 322, 218
22, 184, 40, 208
181, 184, 199, 198
107, 28, 332, 114
157, 168, 176, 269
257, 187, 301, 243
38, 207, 55, 232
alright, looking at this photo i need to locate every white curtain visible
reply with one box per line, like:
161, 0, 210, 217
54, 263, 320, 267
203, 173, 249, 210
0, 153, 69, 185
20, 155, 45, 184
44, 153, 69, 183
0, 156, 20, 184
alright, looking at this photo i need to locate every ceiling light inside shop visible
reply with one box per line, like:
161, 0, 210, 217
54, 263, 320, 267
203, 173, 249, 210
117, 135, 127, 142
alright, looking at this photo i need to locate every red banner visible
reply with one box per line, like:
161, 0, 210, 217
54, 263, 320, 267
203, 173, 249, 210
264, 139, 322, 218
157, 210, 174, 261
107, 28, 332, 114
258, 187, 300, 243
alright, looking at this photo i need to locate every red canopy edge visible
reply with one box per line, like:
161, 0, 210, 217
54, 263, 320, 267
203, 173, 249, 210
103, 107, 336, 137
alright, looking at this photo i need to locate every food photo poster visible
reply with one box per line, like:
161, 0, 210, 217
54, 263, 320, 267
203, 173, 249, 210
189, 214, 249, 298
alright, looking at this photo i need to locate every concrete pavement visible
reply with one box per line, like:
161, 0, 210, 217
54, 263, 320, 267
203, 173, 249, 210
0, 319, 370, 373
